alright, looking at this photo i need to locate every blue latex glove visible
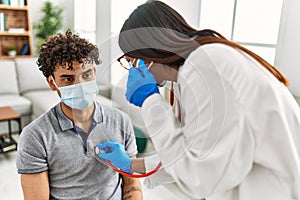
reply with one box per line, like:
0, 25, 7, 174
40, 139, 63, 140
97, 141, 132, 173
125, 60, 159, 107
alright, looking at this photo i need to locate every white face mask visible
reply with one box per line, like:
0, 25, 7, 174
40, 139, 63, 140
52, 77, 99, 110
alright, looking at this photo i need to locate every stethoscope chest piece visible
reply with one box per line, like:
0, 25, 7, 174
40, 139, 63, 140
94, 146, 106, 154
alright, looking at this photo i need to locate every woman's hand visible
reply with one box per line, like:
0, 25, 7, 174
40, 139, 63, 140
96, 141, 132, 173
126, 62, 159, 107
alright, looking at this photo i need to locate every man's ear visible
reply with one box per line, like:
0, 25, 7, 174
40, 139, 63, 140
46, 76, 57, 91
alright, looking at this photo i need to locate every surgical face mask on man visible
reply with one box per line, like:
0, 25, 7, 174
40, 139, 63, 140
52, 76, 99, 110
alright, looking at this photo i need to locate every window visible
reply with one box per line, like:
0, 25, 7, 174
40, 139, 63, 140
110, 0, 146, 86
74, 0, 96, 43
111, 0, 145, 34
199, 0, 283, 65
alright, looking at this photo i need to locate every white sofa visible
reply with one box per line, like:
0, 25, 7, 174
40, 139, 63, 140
0, 59, 32, 133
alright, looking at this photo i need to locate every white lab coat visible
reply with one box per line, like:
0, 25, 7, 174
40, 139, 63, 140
141, 43, 300, 200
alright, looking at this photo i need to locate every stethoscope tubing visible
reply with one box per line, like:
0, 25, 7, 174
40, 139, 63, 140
105, 160, 162, 178
94, 146, 162, 178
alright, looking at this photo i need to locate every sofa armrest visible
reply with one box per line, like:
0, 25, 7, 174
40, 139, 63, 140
0, 60, 19, 95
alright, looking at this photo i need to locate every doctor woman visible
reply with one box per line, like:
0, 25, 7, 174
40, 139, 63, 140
97, 1, 300, 199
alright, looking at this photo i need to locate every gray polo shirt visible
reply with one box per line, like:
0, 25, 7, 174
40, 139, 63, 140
16, 101, 138, 200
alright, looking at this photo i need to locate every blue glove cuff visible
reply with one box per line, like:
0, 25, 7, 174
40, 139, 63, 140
121, 157, 133, 173
128, 84, 159, 107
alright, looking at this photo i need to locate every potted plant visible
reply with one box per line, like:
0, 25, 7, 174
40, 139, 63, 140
8, 46, 16, 57
33, 1, 63, 54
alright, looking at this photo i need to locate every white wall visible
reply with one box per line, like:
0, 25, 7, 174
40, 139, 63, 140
275, 0, 300, 96
27, 0, 74, 55
161, 0, 201, 29
96, 0, 111, 85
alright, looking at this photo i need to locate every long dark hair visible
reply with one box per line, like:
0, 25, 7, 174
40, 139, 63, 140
119, 0, 289, 86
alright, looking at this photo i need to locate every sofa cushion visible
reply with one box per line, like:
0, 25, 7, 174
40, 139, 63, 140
22, 90, 60, 119
15, 58, 49, 94
0, 95, 32, 115
0, 60, 19, 94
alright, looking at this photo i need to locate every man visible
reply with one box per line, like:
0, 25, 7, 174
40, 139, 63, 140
16, 30, 142, 200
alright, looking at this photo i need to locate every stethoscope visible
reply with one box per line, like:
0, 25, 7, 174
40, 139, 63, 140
94, 146, 162, 178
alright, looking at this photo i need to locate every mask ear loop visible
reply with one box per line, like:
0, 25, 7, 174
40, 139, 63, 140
147, 61, 154, 70
129, 58, 139, 69
51, 75, 59, 90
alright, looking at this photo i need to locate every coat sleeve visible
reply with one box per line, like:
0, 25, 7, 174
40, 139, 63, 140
141, 46, 256, 199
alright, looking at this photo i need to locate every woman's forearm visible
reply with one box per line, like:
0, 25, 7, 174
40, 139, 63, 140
130, 158, 146, 174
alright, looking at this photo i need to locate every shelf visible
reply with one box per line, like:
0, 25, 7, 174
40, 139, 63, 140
0, 0, 33, 59
0, 31, 29, 36
0, 136, 17, 154
0, 55, 32, 60
0, 5, 28, 11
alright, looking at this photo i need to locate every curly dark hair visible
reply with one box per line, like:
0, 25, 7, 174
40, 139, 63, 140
37, 30, 101, 77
